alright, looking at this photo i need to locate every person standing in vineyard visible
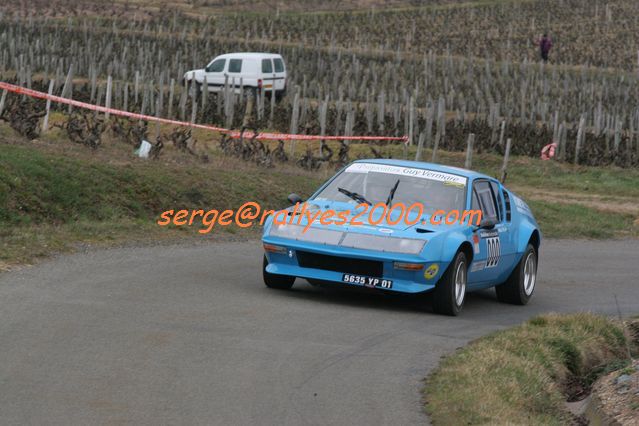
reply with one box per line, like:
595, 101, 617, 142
535, 33, 553, 62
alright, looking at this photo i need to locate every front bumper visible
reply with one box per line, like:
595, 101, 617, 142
263, 238, 446, 294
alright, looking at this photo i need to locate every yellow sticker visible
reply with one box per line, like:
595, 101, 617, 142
424, 263, 439, 280
443, 181, 465, 188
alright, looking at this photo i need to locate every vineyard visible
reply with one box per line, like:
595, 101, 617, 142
1, 0, 639, 168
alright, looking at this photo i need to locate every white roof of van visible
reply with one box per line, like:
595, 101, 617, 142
214, 52, 283, 59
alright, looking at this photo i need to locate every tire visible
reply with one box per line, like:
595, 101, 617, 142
495, 243, 537, 305
245, 87, 258, 100
275, 89, 286, 102
432, 251, 467, 316
263, 255, 295, 290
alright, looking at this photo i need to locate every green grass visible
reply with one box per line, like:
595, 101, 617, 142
527, 200, 637, 239
0, 142, 320, 268
424, 313, 634, 425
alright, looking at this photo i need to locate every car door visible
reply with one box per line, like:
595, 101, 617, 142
226, 58, 243, 90
204, 57, 227, 91
261, 58, 275, 93
467, 179, 510, 285
492, 182, 518, 277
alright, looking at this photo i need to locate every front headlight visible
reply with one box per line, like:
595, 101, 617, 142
340, 233, 426, 254
269, 223, 343, 245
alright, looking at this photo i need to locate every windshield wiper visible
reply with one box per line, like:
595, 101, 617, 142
338, 187, 372, 205
386, 179, 400, 207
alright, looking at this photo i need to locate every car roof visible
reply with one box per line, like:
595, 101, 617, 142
352, 158, 495, 181
214, 52, 283, 59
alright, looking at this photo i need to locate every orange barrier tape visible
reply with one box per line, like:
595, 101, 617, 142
0, 81, 409, 143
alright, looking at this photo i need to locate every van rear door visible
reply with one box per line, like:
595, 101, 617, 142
273, 57, 286, 92
261, 58, 275, 93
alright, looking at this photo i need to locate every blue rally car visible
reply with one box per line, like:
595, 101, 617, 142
261, 159, 541, 315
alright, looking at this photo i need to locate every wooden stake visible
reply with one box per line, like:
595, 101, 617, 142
0, 89, 7, 118
105, 75, 113, 120
464, 133, 475, 169
41, 79, 55, 132
500, 138, 512, 183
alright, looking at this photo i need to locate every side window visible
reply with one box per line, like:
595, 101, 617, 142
228, 59, 242, 73
471, 189, 480, 211
273, 58, 284, 73
262, 58, 273, 73
474, 181, 499, 223
502, 189, 512, 222
489, 182, 503, 221
206, 59, 226, 73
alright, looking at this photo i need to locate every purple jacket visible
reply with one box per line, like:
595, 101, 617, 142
540, 37, 553, 54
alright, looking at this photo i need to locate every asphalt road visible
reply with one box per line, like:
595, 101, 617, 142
0, 239, 637, 425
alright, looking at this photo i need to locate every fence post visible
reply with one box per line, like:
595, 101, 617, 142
0, 89, 7, 118
500, 138, 512, 183
167, 78, 175, 119
41, 79, 55, 132
574, 115, 585, 165
105, 75, 113, 120
61, 63, 74, 113
289, 90, 300, 156
498, 120, 506, 147
464, 133, 475, 169
415, 132, 425, 161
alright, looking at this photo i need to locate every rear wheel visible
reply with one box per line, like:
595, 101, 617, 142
432, 251, 467, 316
243, 87, 258, 101
263, 255, 295, 290
495, 244, 537, 305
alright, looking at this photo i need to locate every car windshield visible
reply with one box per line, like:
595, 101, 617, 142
313, 163, 467, 214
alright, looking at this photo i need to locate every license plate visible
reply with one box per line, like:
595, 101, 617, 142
342, 274, 393, 289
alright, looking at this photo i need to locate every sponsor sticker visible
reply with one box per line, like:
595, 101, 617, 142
513, 195, 533, 217
423, 263, 439, 280
471, 260, 486, 272
479, 229, 499, 238
345, 163, 467, 186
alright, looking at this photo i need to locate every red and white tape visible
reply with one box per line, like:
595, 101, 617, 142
0, 81, 409, 143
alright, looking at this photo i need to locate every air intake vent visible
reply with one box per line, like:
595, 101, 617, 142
296, 251, 383, 277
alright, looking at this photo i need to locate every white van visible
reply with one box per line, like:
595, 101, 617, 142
183, 52, 287, 98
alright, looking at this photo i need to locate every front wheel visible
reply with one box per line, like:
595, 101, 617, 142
432, 251, 467, 316
263, 255, 295, 290
495, 244, 537, 305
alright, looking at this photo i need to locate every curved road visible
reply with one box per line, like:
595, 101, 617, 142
0, 239, 637, 425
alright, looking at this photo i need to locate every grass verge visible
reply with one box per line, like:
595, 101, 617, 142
0, 141, 320, 269
424, 313, 636, 425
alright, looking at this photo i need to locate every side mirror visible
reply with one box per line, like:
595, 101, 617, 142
287, 193, 303, 205
478, 218, 496, 230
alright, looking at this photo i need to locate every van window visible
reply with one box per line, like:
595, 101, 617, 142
262, 59, 273, 73
273, 58, 284, 73
228, 59, 242, 73
206, 59, 225, 73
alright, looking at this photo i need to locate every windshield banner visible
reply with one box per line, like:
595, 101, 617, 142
345, 163, 467, 185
